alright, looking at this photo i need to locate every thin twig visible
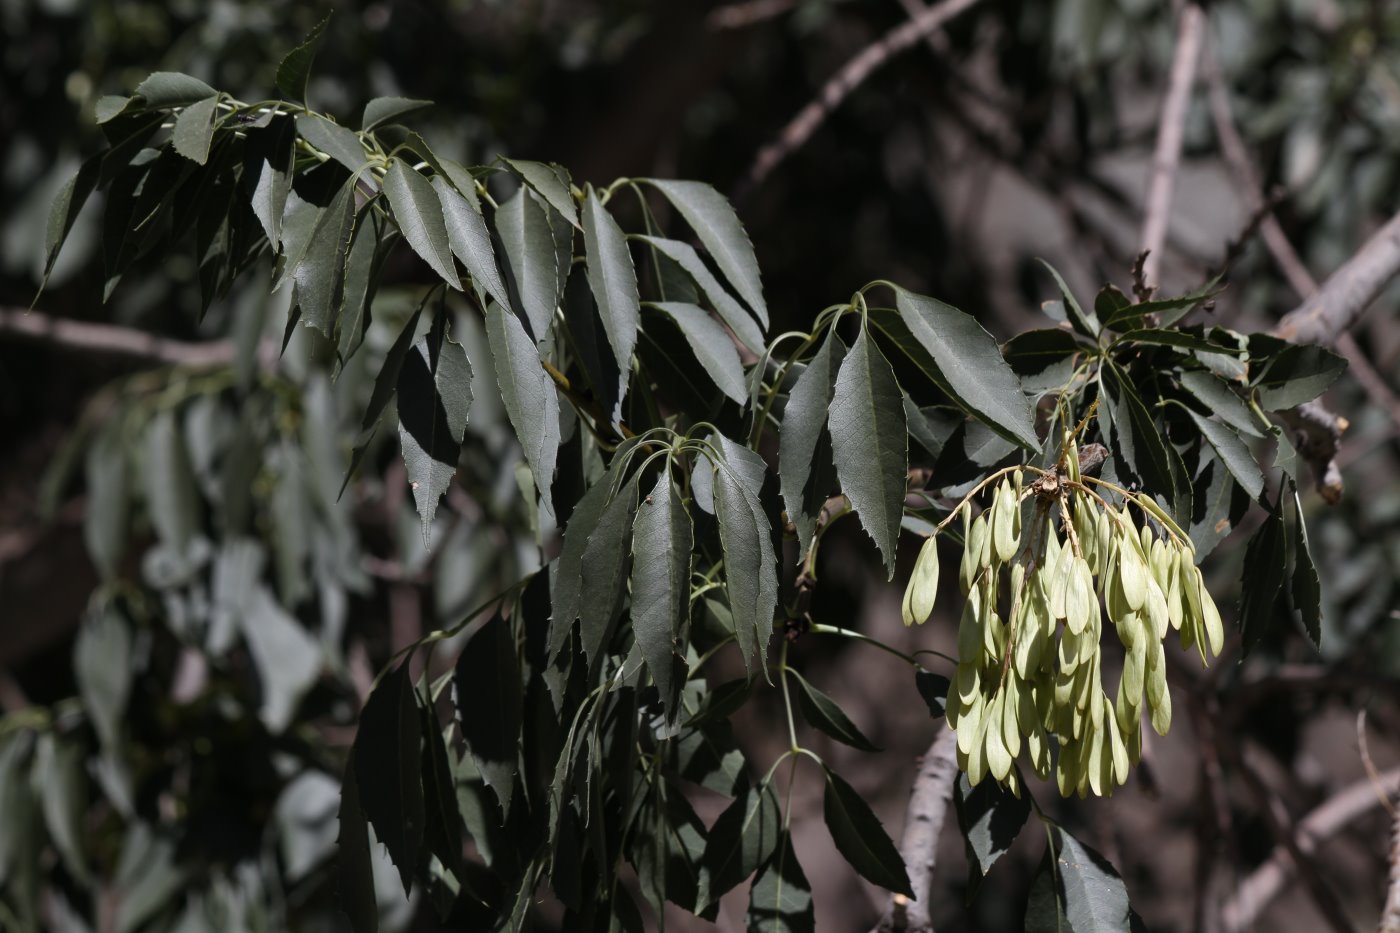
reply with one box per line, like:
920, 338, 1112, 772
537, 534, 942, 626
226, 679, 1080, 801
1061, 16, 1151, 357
1138, 3, 1206, 291
738, 0, 982, 196
873, 728, 959, 933
0, 305, 272, 368
1220, 767, 1400, 932
707, 0, 796, 30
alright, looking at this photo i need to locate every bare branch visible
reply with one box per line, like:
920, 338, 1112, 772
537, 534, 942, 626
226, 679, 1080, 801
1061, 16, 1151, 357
1276, 211, 1400, 347
873, 728, 959, 933
1138, 3, 1206, 291
739, 0, 982, 195
1384, 806, 1400, 933
0, 305, 274, 369
707, 0, 796, 30
1220, 767, 1400, 932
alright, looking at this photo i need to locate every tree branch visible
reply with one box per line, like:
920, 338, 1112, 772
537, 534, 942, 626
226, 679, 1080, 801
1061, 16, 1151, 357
1383, 805, 1400, 933
738, 0, 982, 196
1138, 3, 1206, 291
873, 727, 959, 933
1275, 211, 1400, 346
0, 306, 256, 368
1220, 767, 1400, 933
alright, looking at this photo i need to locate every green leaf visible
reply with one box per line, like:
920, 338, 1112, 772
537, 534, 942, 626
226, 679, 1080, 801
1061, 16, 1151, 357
578, 475, 639, 670
354, 660, 424, 896
295, 114, 369, 173
789, 668, 878, 751
582, 190, 641, 407
635, 234, 765, 353
891, 286, 1039, 450
344, 304, 425, 492
1094, 285, 1131, 320
1184, 411, 1263, 501
95, 95, 132, 122
711, 436, 778, 677
1253, 344, 1347, 411
822, 768, 912, 896
384, 157, 462, 289
915, 669, 950, 718
1102, 284, 1217, 331
503, 158, 579, 228
829, 327, 907, 577
746, 833, 814, 933
631, 471, 692, 723
456, 613, 522, 816
37, 155, 101, 300
1239, 494, 1286, 656
643, 179, 767, 326
779, 330, 842, 557
171, 95, 219, 164
1101, 366, 1174, 505
246, 117, 297, 248
1037, 259, 1100, 338
1114, 328, 1238, 354
432, 175, 511, 313
84, 421, 129, 580
276, 15, 330, 103
337, 209, 383, 367
1188, 450, 1247, 559
336, 760, 379, 933
550, 477, 609, 655
74, 604, 132, 751
362, 96, 433, 131
485, 302, 560, 504
34, 734, 90, 885
1025, 824, 1137, 933
398, 311, 474, 535
134, 71, 218, 107
496, 186, 560, 340
1003, 327, 1088, 396
647, 303, 747, 404
143, 411, 201, 552
1289, 488, 1322, 649
292, 175, 358, 337
240, 586, 322, 732
700, 782, 781, 908
955, 772, 1029, 878
1178, 370, 1264, 437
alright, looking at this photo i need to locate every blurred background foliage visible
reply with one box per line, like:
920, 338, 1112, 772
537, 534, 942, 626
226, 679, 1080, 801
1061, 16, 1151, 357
0, 0, 1397, 930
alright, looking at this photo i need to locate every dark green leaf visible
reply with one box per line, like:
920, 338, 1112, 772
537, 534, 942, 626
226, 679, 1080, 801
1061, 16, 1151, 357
456, 614, 522, 816
1037, 259, 1100, 338
1003, 328, 1088, 396
643, 179, 767, 326
683, 677, 756, 728
384, 157, 462, 289
1288, 489, 1322, 649
746, 833, 814, 933
711, 436, 778, 677
336, 760, 379, 933
246, 117, 297, 248
276, 15, 329, 103
143, 410, 201, 552
433, 175, 511, 313
1114, 328, 1237, 354
1253, 344, 1347, 411
344, 304, 424, 492
398, 311, 473, 534
779, 330, 842, 557
1178, 370, 1263, 437
362, 97, 432, 131
789, 669, 878, 752
37, 155, 100, 299
673, 721, 746, 796
292, 175, 358, 337
74, 604, 132, 750
503, 158, 579, 228
634, 234, 765, 353
1094, 285, 1130, 320
1103, 284, 1217, 330
1239, 494, 1286, 656
1101, 366, 1174, 505
550, 477, 609, 655
354, 660, 424, 896
420, 705, 468, 883
496, 186, 560, 341
485, 302, 560, 503
295, 114, 368, 173
905, 398, 958, 460
823, 768, 912, 896
35, 734, 90, 884
84, 421, 129, 580
579, 475, 639, 670
337, 208, 383, 367
892, 286, 1039, 450
171, 95, 219, 164
134, 71, 218, 107
648, 303, 747, 403
829, 326, 907, 577
631, 472, 692, 723
1184, 411, 1263, 501
1025, 824, 1136, 933
915, 669, 949, 719
582, 190, 641, 407
700, 781, 781, 909
240, 586, 322, 732
95, 95, 132, 122
1188, 451, 1247, 560
955, 772, 1029, 878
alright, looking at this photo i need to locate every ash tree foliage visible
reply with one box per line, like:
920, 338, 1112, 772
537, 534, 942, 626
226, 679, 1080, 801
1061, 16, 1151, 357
14, 20, 1347, 933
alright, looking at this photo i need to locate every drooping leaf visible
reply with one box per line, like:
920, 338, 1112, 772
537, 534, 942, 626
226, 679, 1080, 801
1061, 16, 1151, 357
550, 477, 609, 655
631, 471, 692, 723
74, 604, 132, 751
955, 772, 1030, 879
433, 175, 511, 313
1102, 284, 1217, 331
582, 190, 641, 410
779, 330, 842, 557
503, 158, 579, 228
295, 114, 369, 174
633, 234, 765, 353
647, 303, 747, 404
700, 782, 782, 908
485, 302, 560, 504
1025, 824, 1136, 933
1288, 488, 1322, 649
134, 71, 218, 107
240, 586, 322, 733
245, 117, 297, 248
84, 421, 129, 580
171, 95, 219, 164
1178, 370, 1264, 437
1188, 451, 1247, 560
419, 704, 468, 882
36, 154, 101, 299
1003, 328, 1088, 396
1253, 344, 1347, 411
34, 734, 90, 885
1037, 259, 1100, 338
1184, 411, 1263, 501
789, 669, 878, 752
643, 179, 767, 326
495, 186, 560, 341
362, 96, 433, 131
891, 285, 1039, 450
337, 208, 383, 367
344, 304, 425, 493
383, 157, 462, 289
711, 436, 778, 677
746, 833, 814, 933
1101, 365, 1175, 506
353, 660, 424, 896
1239, 494, 1286, 657
276, 15, 330, 103
336, 760, 379, 933
143, 410, 201, 553
397, 311, 474, 535
829, 326, 907, 576
822, 768, 913, 896
455, 613, 522, 816
1114, 328, 1237, 354
578, 475, 639, 670
914, 669, 950, 719
292, 174, 358, 337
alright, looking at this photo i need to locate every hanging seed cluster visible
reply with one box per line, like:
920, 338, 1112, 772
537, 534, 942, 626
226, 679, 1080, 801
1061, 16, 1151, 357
901, 458, 1225, 797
